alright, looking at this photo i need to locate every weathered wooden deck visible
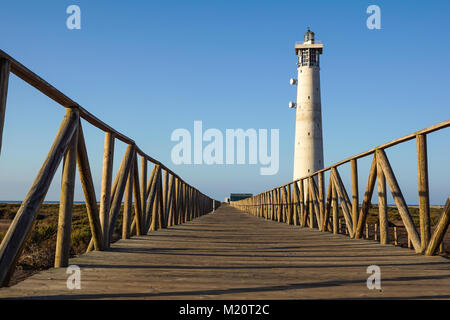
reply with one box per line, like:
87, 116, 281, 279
0, 205, 449, 299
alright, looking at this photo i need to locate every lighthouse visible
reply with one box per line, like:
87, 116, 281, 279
290, 29, 324, 181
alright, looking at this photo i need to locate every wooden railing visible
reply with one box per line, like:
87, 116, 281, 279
231, 120, 450, 257
0, 51, 219, 287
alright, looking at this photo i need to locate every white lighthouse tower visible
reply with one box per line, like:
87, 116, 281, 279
290, 29, 324, 181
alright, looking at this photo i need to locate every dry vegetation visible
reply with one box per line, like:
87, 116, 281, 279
0, 203, 124, 285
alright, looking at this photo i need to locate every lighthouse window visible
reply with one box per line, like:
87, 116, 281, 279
310, 50, 317, 65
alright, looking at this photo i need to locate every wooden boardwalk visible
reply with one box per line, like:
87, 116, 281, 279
0, 205, 449, 299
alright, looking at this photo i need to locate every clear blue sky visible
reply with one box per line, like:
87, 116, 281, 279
0, 0, 449, 204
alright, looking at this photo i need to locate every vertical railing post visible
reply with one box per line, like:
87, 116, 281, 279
416, 134, 431, 253
350, 159, 359, 236
299, 180, 305, 226
318, 172, 325, 229
140, 156, 148, 230
54, 109, 79, 267
99, 132, 115, 248
377, 163, 388, 244
122, 158, 134, 239
332, 183, 338, 234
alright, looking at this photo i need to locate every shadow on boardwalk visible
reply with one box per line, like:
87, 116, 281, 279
0, 205, 449, 299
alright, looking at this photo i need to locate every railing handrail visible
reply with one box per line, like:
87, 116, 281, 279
0, 49, 198, 194
295, 40, 323, 45
272, 119, 450, 192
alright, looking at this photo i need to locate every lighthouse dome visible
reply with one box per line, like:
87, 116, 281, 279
304, 29, 315, 43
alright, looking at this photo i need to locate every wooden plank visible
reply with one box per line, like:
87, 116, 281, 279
376, 149, 421, 252
54, 120, 79, 267
417, 134, 431, 252
0, 59, 10, 156
0, 108, 79, 286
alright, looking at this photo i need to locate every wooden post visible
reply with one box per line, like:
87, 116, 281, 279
54, 114, 79, 268
425, 196, 450, 256
0, 108, 79, 287
365, 223, 369, 239
150, 172, 161, 230
99, 132, 115, 248
76, 124, 104, 250
122, 159, 134, 239
107, 145, 135, 245
285, 186, 293, 225
163, 170, 169, 222
157, 169, 165, 228
394, 227, 398, 246
322, 174, 333, 232
298, 180, 305, 227
377, 163, 388, 245
374, 223, 378, 241
332, 183, 338, 234
293, 182, 300, 226
355, 155, 377, 239
132, 154, 143, 235
318, 172, 325, 230
145, 165, 160, 232
417, 134, 431, 253
308, 187, 314, 228
0, 59, 10, 156
376, 149, 421, 252
331, 168, 354, 237
140, 156, 148, 230
350, 159, 358, 236
165, 175, 175, 226
309, 178, 322, 230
